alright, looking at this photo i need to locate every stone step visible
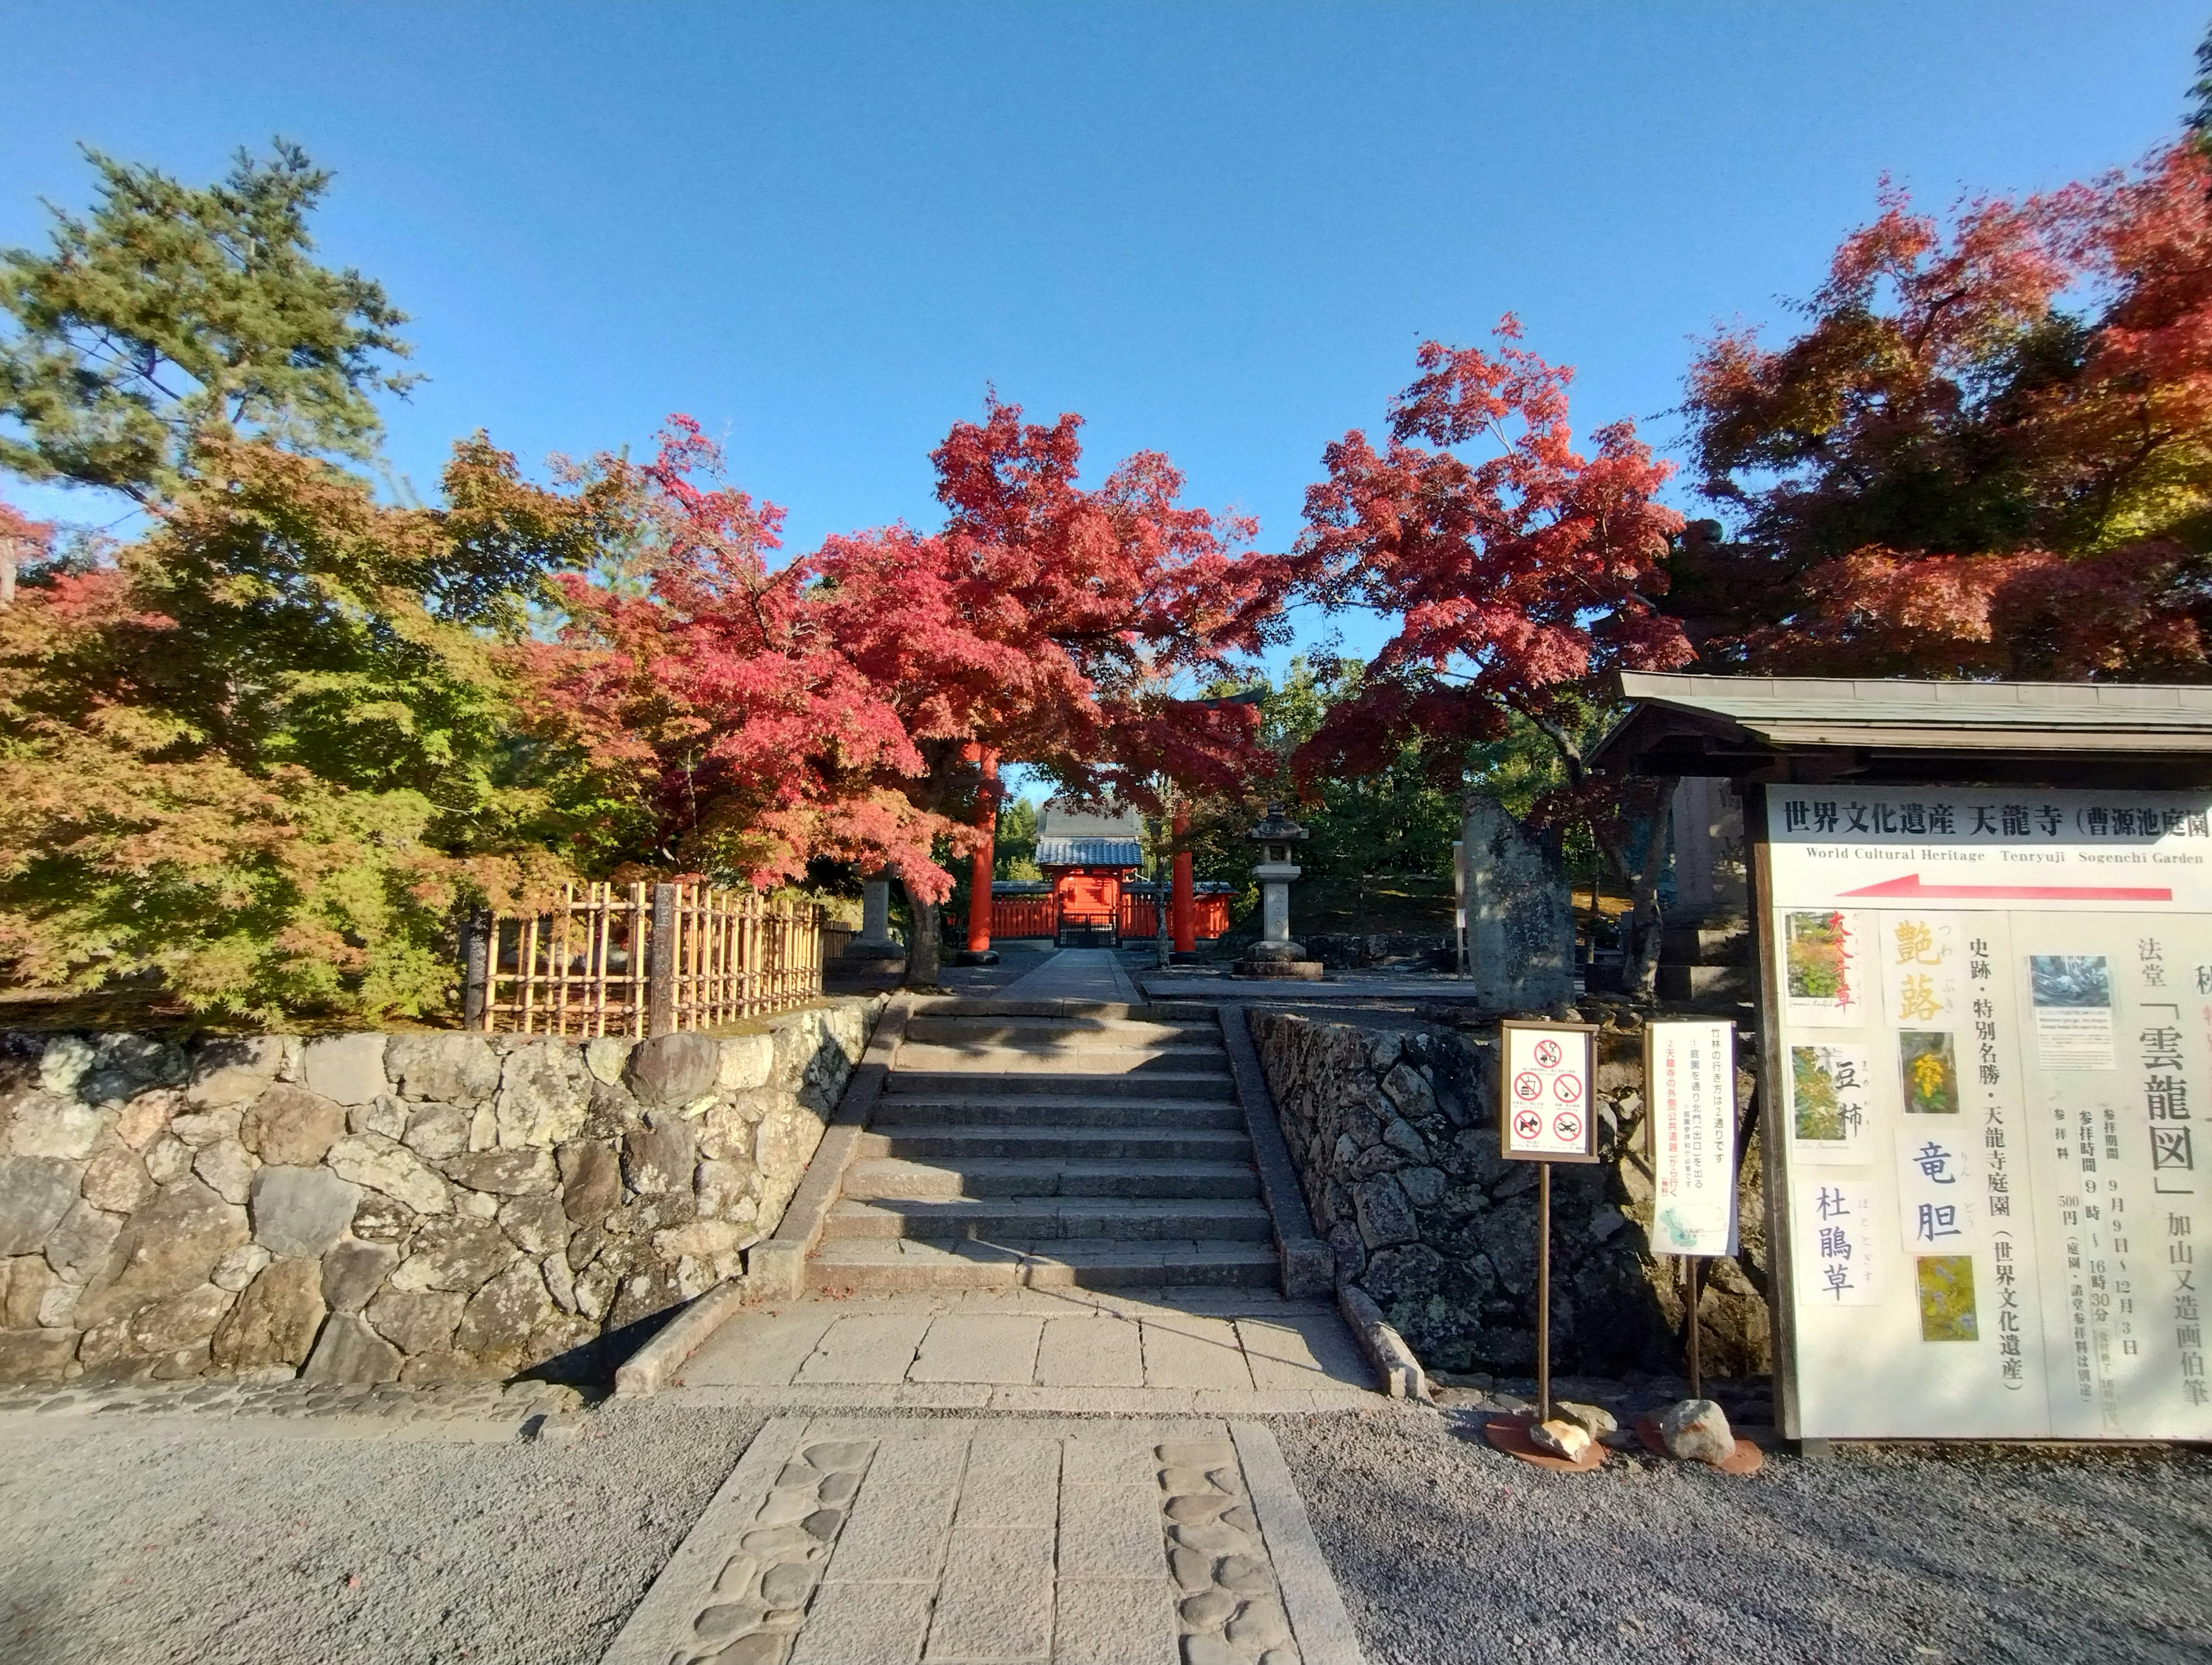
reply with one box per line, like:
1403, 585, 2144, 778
892, 1043, 1229, 1076
884, 1071, 1237, 1103
872, 1095, 1247, 1129
1660, 924, 1750, 965
840, 1155, 1260, 1202
857, 1124, 1255, 1162
805, 1238, 1279, 1294
1657, 962, 1752, 1001
901, 1015, 1221, 1049
821, 1197, 1277, 1242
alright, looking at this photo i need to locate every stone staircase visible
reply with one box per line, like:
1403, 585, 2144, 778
805, 1003, 1279, 1292
1656, 920, 1752, 1004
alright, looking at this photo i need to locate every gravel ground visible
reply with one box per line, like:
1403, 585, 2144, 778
1277, 1406, 2212, 1665
0, 1403, 766, 1665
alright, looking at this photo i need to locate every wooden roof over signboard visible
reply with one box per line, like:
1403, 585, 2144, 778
1590, 672, 2212, 788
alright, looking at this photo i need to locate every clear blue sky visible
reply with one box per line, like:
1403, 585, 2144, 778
4, 0, 2206, 690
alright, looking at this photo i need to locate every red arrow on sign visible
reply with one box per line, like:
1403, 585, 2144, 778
1839, 873, 2173, 903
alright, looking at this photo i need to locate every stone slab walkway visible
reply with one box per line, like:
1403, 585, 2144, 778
672, 1288, 1380, 1414
995, 949, 1142, 1004
602, 1413, 1364, 1665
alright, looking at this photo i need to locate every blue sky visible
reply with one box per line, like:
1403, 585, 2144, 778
3, 0, 2206, 697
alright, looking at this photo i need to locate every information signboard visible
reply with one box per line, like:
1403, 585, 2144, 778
1646, 1020, 1738, 1257
1761, 784, 2212, 1440
1499, 1021, 1598, 1163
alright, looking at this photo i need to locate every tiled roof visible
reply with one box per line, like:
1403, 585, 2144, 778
1036, 837, 1143, 868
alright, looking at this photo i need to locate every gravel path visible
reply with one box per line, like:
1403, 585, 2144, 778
1275, 1408, 2212, 1665
0, 1403, 766, 1665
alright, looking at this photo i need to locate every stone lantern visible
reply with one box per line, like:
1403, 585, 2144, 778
1234, 803, 1323, 981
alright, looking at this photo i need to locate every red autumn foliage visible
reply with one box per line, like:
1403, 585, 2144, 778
1292, 320, 1688, 812
1681, 143, 2212, 680
517, 418, 943, 896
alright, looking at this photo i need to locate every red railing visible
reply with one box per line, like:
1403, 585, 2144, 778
968, 892, 1230, 940
988, 894, 1060, 938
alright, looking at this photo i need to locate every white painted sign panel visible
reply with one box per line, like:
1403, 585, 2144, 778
1646, 1020, 1738, 1256
1499, 1022, 1597, 1162
1765, 785, 2211, 1440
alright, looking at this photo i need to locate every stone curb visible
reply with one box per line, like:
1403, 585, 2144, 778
745, 998, 912, 1303
1215, 1004, 1332, 1297
1338, 1285, 1430, 1402
1230, 1419, 1369, 1665
613, 1275, 754, 1398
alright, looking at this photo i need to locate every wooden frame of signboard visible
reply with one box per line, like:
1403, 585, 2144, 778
1740, 784, 1812, 1440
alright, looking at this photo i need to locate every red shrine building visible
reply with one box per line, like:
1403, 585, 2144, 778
968, 799, 1231, 949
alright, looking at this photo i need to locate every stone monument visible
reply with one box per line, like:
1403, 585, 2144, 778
1234, 803, 1323, 981
1458, 788, 1574, 1011
846, 874, 904, 961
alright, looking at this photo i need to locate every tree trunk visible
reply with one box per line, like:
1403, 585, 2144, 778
902, 881, 943, 988
1625, 779, 1679, 1003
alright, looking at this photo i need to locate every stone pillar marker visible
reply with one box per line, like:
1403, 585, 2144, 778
1233, 803, 1323, 981
850, 875, 903, 961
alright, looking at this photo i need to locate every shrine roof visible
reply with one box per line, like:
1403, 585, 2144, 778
1036, 837, 1144, 869
1593, 672, 2212, 789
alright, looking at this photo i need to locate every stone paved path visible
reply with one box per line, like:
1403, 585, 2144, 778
603, 1414, 1363, 1665
673, 1288, 1378, 1413
994, 949, 1142, 1004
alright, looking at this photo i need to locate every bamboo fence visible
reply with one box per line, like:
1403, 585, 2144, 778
470, 882, 836, 1037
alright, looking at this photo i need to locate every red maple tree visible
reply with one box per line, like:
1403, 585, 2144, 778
1294, 321, 1688, 817
1680, 142, 2212, 680
517, 418, 942, 894
808, 399, 1292, 983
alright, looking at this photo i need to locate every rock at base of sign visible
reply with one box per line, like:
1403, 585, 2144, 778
1554, 1399, 1618, 1439
1657, 1398, 1734, 1463
1528, 1419, 1593, 1462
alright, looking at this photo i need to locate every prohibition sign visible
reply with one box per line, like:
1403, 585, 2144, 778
1552, 1110, 1583, 1144
1553, 1072, 1582, 1102
1513, 1109, 1544, 1141
1533, 1038, 1564, 1069
1513, 1071, 1544, 1101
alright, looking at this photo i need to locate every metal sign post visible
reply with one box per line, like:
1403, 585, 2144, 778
1643, 1018, 1740, 1402
1499, 1019, 1600, 1424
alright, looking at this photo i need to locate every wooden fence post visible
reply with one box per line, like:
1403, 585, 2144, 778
460, 912, 492, 1031
647, 882, 677, 1037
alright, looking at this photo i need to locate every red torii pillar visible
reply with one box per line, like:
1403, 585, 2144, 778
1172, 803, 1196, 955
965, 744, 999, 957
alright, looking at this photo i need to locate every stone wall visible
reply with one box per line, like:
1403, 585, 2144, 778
0, 998, 882, 1386
1249, 1008, 1771, 1378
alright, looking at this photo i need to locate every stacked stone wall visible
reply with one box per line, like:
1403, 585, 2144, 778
1249, 1008, 1771, 1378
0, 998, 881, 1386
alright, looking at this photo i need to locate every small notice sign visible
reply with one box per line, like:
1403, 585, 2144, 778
1645, 1020, 1738, 1256
1499, 1021, 1599, 1162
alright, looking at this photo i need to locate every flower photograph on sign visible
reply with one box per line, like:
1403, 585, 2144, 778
1790, 1042, 1872, 1158
1917, 1256, 1980, 1342
1899, 1031, 1961, 1115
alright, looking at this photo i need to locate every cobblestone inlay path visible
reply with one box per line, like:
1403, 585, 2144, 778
603, 1415, 1363, 1665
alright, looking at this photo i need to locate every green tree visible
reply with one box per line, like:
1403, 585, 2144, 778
994, 796, 1041, 880
0, 437, 615, 1021
1, 141, 415, 503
